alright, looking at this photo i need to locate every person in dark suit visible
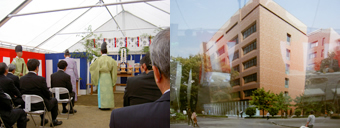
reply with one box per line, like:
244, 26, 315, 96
0, 63, 24, 108
0, 64, 27, 128
139, 56, 147, 75
20, 59, 62, 126
51, 60, 77, 114
6, 64, 20, 90
110, 28, 170, 128
124, 52, 162, 107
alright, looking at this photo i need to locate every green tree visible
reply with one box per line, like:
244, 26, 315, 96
295, 109, 302, 117
250, 88, 276, 118
246, 107, 256, 117
275, 92, 292, 118
171, 54, 203, 111
72, 25, 102, 62
268, 107, 279, 117
294, 94, 321, 116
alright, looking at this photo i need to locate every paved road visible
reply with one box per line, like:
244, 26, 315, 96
170, 116, 340, 128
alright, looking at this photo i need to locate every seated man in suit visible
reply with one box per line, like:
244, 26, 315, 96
6, 64, 20, 90
0, 63, 24, 108
20, 59, 62, 126
110, 28, 170, 128
51, 60, 77, 114
139, 56, 146, 75
0, 70, 27, 128
124, 52, 162, 107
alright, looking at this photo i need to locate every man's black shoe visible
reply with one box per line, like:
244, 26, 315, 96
62, 109, 69, 114
69, 109, 77, 114
50, 119, 62, 127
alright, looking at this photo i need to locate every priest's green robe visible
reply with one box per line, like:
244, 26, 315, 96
89, 54, 117, 108
11, 57, 28, 79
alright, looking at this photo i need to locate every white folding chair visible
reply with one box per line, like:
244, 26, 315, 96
50, 87, 74, 119
0, 114, 5, 128
22, 94, 54, 128
3, 93, 21, 109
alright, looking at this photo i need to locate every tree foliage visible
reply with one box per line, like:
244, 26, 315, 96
250, 88, 276, 118
294, 94, 322, 116
275, 92, 292, 117
268, 107, 279, 117
246, 107, 256, 117
72, 25, 102, 62
171, 54, 203, 111
294, 109, 301, 117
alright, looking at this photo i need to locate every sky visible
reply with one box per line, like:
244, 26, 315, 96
170, 0, 340, 58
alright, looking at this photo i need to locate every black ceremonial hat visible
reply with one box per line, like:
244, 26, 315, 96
101, 42, 107, 50
15, 45, 22, 52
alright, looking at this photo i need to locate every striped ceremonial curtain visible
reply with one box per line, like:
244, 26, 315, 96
114, 38, 117, 47
93, 39, 96, 48
137, 36, 140, 47
125, 37, 128, 47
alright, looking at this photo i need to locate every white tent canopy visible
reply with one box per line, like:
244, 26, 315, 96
0, 0, 170, 53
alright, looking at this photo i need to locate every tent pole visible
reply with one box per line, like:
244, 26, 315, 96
7, 0, 161, 17
0, 0, 32, 27
34, 8, 93, 49
144, 2, 170, 14
103, 6, 126, 37
56, 27, 169, 35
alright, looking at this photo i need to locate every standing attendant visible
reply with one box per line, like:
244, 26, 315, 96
63, 49, 79, 101
89, 42, 117, 110
11, 45, 28, 79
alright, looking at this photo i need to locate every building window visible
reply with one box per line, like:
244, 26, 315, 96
243, 57, 257, 69
286, 64, 290, 74
286, 49, 290, 60
322, 38, 325, 46
285, 78, 289, 88
242, 23, 256, 39
284, 91, 289, 97
231, 79, 240, 87
232, 51, 239, 61
244, 73, 257, 83
310, 41, 318, 48
309, 52, 316, 59
243, 41, 257, 55
307, 63, 315, 71
233, 65, 240, 72
244, 89, 257, 97
287, 34, 291, 45
321, 49, 324, 57
217, 46, 225, 56
231, 91, 240, 98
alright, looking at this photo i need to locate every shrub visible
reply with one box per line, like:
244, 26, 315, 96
175, 112, 187, 120
246, 107, 256, 117
331, 115, 340, 119
295, 109, 301, 117
268, 107, 279, 117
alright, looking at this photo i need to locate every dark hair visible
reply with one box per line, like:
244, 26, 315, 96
27, 59, 40, 71
140, 52, 152, 70
101, 49, 107, 54
58, 60, 68, 70
310, 111, 314, 114
0, 62, 8, 75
